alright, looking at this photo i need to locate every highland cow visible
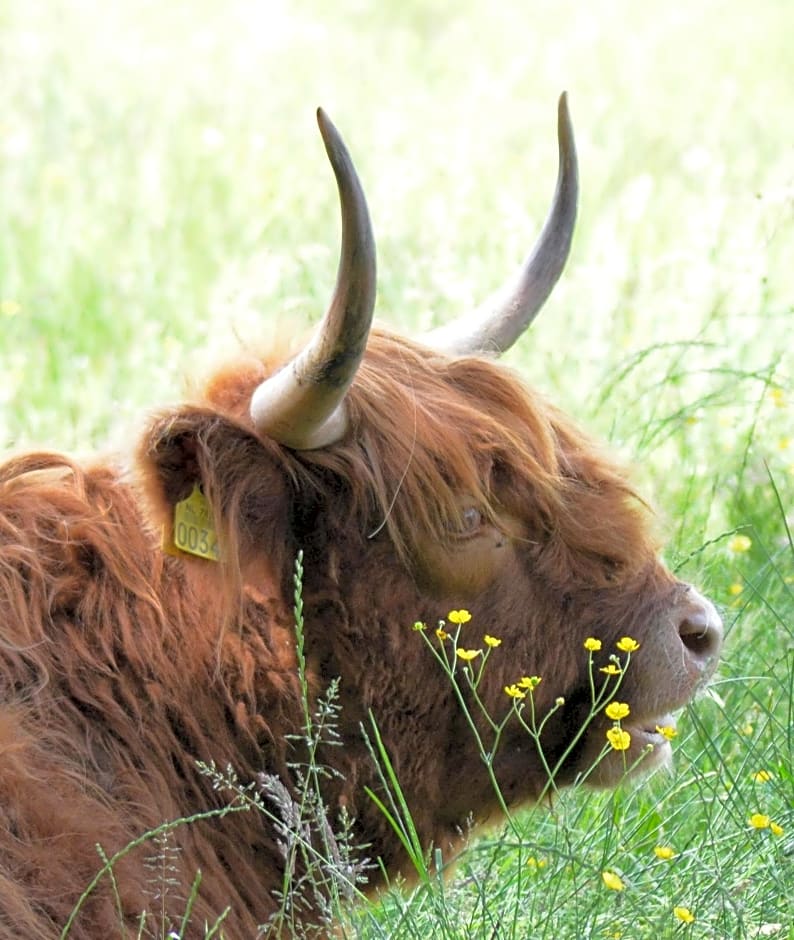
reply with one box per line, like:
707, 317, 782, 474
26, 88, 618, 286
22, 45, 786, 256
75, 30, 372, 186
0, 95, 722, 938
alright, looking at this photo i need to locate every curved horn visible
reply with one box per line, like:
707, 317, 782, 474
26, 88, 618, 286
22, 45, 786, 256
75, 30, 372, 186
250, 109, 377, 450
425, 92, 578, 356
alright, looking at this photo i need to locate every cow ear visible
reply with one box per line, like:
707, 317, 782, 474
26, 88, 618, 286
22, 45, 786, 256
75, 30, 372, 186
136, 407, 294, 569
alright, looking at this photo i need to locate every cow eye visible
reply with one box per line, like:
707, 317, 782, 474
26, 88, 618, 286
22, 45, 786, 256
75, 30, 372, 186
456, 507, 484, 538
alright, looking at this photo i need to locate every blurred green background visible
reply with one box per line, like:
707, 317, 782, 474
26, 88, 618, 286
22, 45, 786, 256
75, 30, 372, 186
2, 0, 791, 464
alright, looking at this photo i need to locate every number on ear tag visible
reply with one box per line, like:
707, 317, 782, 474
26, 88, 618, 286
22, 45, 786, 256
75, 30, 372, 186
172, 484, 220, 561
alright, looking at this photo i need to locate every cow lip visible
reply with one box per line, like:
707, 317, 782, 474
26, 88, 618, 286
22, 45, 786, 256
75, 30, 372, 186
623, 713, 676, 750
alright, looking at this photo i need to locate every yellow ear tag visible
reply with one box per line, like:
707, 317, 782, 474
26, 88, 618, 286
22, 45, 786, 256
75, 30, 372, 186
172, 484, 219, 561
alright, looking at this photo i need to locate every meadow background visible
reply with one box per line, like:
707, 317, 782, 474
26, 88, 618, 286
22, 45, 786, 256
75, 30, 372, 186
1, 0, 792, 937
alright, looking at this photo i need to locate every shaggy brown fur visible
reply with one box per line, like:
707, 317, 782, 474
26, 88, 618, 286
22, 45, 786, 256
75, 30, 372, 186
1, 328, 710, 937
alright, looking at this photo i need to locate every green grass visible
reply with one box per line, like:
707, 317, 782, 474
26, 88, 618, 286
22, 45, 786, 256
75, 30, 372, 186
2, 0, 792, 937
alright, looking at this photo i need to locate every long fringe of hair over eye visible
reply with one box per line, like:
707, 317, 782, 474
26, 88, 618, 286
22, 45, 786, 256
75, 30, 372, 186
276, 330, 659, 578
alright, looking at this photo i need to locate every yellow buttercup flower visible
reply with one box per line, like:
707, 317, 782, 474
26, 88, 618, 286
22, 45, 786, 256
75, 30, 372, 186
584, 637, 602, 651
448, 609, 472, 625
752, 770, 772, 782
435, 627, 449, 641
456, 648, 480, 662
653, 845, 676, 860
747, 812, 782, 836
517, 676, 542, 690
504, 684, 526, 700
616, 637, 639, 652
484, 634, 502, 648
606, 727, 631, 751
605, 701, 630, 721
727, 534, 752, 553
601, 870, 625, 891
673, 907, 695, 924
655, 724, 677, 740
600, 664, 621, 676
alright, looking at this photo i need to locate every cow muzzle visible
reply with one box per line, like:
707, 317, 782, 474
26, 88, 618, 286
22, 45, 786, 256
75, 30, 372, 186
675, 587, 723, 684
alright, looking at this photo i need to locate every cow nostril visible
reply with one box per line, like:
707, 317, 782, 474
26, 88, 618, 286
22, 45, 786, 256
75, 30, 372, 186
678, 607, 723, 664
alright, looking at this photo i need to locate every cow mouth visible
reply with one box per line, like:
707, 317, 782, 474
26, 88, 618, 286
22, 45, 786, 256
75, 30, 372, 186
566, 706, 685, 790
575, 710, 680, 789
622, 713, 677, 763
631, 720, 674, 745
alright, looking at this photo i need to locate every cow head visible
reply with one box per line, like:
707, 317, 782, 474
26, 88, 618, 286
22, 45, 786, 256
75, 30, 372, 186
139, 95, 722, 837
